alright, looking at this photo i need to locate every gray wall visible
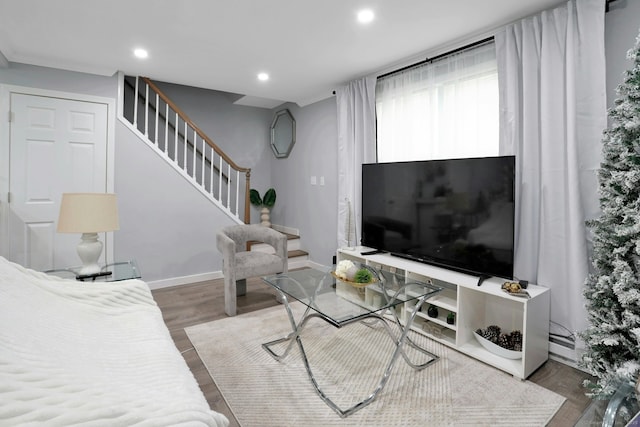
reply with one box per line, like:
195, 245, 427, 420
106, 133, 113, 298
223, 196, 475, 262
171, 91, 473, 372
141, 82, 340, 267
1, 0, 638, 283
604, 0, 640, 108
152, 81, 273, 224
0, 65, 263, 282
115, 121, 237, 280
136, 82, 340, 268
0, 62, 117, 98
270, 98, 338, 266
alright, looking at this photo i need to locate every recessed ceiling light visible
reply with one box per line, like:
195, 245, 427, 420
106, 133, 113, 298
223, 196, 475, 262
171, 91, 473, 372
134, 48, 148, 59
257, 72, 269, 81
357, 9, 374, 24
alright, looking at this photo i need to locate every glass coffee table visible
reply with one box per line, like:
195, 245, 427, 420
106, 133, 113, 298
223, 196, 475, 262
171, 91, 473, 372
261, 264, 442, 417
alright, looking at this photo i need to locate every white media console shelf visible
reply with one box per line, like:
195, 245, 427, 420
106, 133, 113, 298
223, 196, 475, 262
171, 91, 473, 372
337, 247, 550, 379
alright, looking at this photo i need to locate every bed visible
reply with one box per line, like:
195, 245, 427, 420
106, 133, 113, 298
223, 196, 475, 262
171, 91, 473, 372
0, 256, 229, 427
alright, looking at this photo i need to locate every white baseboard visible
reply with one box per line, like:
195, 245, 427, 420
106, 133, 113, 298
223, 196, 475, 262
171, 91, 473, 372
305, 260, 325, 270
147, 271, 224, 290
147, 259, 316, 290
548, 341, 589, 373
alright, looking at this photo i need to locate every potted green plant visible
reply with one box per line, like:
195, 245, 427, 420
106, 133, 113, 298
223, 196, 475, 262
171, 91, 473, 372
447, 312, 455, 325
250, 188, 276, 227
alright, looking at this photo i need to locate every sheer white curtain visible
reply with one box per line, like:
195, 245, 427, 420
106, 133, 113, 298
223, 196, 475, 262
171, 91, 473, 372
376, 41, 498, 162
336, 76, 377, 248
496, 0, 606, 339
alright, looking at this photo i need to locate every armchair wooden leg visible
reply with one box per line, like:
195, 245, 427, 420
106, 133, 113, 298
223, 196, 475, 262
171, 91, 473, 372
236, 279, 247, 296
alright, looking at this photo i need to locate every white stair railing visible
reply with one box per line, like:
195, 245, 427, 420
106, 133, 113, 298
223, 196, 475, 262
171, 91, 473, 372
120, 75, 251, 223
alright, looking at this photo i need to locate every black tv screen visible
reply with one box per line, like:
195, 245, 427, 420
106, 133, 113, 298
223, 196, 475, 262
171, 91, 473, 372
361, 156, 515, 280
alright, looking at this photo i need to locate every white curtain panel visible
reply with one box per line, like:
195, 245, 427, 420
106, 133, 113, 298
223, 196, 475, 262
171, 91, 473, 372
336, 76, 377, 249
496, 0, 606, 337
376, 41, 499, 162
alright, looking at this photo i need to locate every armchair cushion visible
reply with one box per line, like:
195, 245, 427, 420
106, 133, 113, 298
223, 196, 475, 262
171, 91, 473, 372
234, 252, 285, 281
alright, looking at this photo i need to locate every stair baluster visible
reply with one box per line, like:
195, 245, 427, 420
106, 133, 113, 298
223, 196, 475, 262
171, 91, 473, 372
120, 75, 251, 224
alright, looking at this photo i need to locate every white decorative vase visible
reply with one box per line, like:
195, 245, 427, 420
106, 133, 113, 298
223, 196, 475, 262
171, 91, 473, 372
260, 207, 271, 227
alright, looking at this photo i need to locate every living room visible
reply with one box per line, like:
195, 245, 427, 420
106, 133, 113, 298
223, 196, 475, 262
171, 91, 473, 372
1, 0, 640, 425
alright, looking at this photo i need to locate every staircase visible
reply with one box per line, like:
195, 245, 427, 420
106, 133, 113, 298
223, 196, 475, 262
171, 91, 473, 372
119, 74, 310, 268
248, 231, 309, 270
120, 75, 250, 224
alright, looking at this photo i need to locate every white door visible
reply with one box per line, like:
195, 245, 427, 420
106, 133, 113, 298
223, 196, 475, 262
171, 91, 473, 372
8, 93, 109, 270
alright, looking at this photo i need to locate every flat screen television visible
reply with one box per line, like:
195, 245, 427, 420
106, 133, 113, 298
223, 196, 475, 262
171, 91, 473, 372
361, 156, 515, 280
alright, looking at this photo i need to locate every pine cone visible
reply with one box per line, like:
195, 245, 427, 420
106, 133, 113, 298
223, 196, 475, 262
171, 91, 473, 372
487, 325, 501, 335
498, 333, 511, 349
510, 330, 523, 351
484, 325, 501, 343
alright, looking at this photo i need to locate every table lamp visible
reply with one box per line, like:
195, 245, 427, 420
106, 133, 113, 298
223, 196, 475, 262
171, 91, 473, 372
57, 193, 120, 275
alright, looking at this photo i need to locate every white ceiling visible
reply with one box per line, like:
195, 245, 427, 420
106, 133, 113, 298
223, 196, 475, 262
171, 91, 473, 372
0, 0, 566, 108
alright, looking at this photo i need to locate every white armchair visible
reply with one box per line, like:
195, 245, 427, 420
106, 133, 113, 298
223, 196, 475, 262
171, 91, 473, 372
216, 224, 288, 316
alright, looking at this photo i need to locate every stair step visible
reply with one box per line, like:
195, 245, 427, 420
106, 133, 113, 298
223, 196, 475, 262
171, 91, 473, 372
248, 232, 301, 252
247, 231, 308, 269
287, 249, 309, 270
248, 232, 298, 244
288, 249, 308, 259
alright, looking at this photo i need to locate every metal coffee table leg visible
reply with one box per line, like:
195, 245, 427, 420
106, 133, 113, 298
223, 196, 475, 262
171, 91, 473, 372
263, 291, 439, 418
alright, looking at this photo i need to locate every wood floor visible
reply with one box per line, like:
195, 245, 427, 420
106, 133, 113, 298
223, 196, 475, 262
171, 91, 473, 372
152, 276, 594, 427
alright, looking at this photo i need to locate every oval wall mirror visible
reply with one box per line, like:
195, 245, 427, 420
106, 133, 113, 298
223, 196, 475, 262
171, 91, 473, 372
270, 109, 296, 158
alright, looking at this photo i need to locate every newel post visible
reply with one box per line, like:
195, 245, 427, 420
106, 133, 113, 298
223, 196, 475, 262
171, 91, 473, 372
244, 169, 251, 224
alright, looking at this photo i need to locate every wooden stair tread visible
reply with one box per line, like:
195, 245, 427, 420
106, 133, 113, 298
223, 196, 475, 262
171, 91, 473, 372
247, 232, 299, 248
288, 249, 308, 258
246, 231, 307, 260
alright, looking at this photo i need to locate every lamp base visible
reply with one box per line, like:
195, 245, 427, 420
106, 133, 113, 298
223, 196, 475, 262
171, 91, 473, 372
77, 232, 103, 275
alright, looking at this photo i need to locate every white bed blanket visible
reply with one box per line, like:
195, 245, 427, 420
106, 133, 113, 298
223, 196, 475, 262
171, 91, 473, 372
0, 257, 229, 427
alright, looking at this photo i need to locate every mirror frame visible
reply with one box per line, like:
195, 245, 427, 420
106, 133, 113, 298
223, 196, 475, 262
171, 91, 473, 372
270, 109, 296, 158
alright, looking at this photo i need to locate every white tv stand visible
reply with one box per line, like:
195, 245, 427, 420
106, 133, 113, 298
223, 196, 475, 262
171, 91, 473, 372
337, 247, 550, 379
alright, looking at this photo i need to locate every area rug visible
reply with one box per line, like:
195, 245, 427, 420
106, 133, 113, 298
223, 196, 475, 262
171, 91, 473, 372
185, 304, 565, 427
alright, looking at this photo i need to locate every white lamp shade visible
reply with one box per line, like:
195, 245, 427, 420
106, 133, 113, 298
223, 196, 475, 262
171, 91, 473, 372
57, 193, 120, 233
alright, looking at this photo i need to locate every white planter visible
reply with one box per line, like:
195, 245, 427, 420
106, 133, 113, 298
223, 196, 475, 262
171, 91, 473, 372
260, 207, 271, 227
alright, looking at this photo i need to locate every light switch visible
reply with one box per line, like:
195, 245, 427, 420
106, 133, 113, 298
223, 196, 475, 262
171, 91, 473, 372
319, 176, 325, 186
310, 176, 317, 185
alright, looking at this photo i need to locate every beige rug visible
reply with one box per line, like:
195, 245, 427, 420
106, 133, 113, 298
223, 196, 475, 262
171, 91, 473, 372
185, 304, 565, 427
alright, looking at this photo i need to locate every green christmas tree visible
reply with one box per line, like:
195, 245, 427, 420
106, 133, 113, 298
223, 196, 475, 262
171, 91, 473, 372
580, 30, 640, 397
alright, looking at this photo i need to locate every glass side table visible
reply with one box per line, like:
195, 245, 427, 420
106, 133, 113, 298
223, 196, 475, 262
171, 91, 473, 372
45, 260, 141, 282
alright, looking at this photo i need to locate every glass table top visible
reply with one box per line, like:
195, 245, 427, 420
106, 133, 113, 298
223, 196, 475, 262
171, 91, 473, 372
576, 376, 640, 427
262, 265, 442, 327
45, 260, 141, 282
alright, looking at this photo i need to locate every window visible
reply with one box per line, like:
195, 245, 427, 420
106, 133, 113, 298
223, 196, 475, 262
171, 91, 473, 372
375, 40, 499, 162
